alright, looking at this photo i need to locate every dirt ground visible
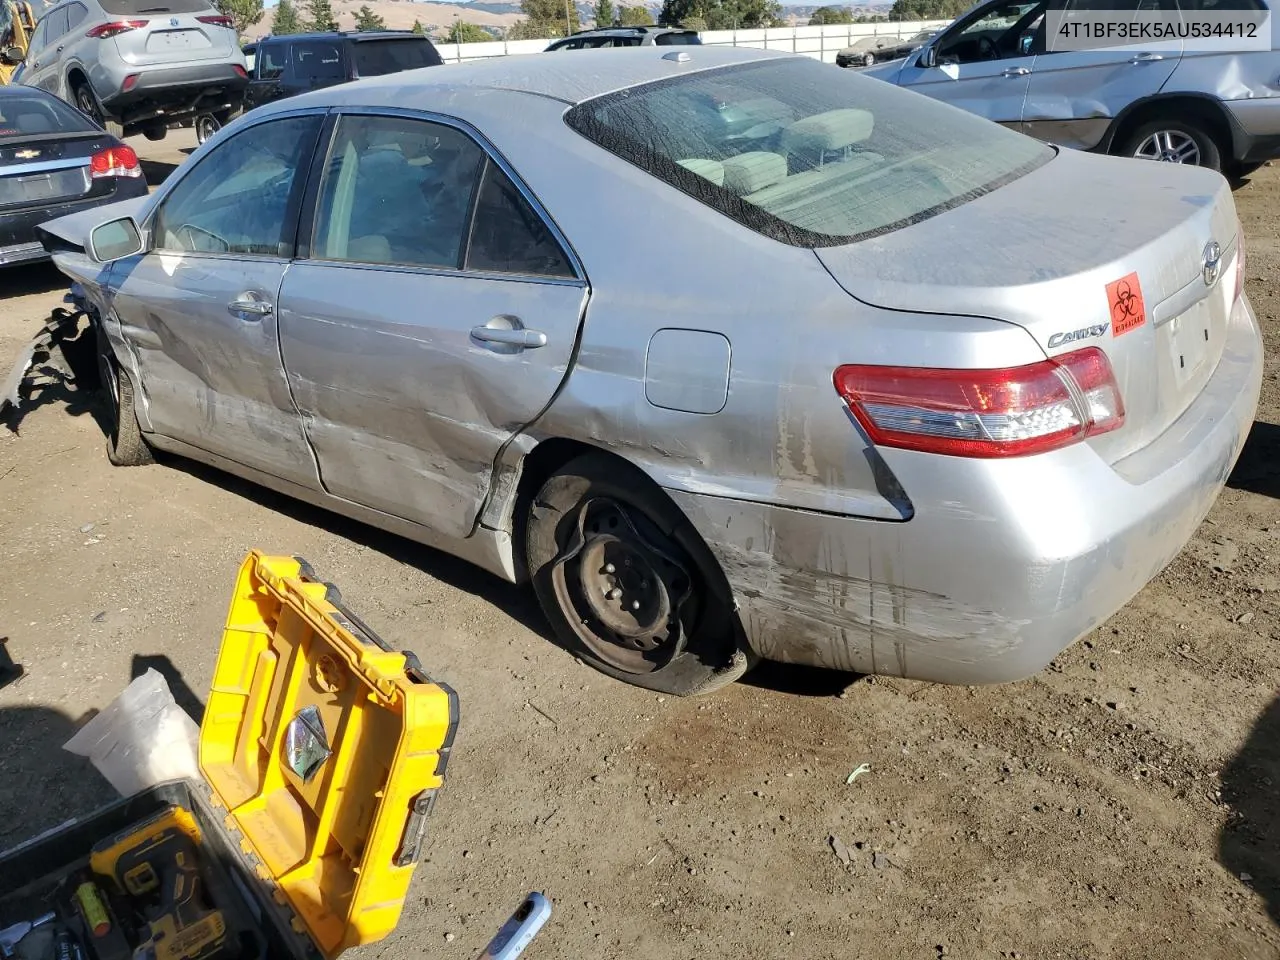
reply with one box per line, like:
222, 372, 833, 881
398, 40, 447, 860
1, 130, 1278, 960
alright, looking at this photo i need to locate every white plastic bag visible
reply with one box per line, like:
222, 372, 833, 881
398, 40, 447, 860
62, 668, 201, 797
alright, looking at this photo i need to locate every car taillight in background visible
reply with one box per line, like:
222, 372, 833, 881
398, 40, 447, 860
232, 64, 247, 78
86, 19, 147, 38
197, 14, 235, 27
833, 347, 1125, 459
90, 145, 142, 179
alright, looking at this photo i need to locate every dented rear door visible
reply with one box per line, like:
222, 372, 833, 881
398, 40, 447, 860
277, 111, 587, 540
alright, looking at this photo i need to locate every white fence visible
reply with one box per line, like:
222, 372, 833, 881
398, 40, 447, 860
432, 20, 951, 65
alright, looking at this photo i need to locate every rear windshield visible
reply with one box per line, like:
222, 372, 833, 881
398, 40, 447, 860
565, 57, 1053, 246
351, 37, 443, 76
99, 0, 214, 14
0, 93, 96, 137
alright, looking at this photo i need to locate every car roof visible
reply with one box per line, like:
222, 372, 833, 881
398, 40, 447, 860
275, 44, 791, 109
562, 25, 695, 36
261, 29, 427, 44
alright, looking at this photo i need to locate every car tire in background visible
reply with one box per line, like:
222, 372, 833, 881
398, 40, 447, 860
1118, 116, 1223, 172
96, 325, 153, 467
72, 81, 125, 140
525, 452, 751, 696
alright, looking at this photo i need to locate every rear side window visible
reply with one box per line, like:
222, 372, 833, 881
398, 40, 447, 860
293, 41, 344, 81
465, 161, 575, 277
98, 0, 215, 14
655, 31, 700, 43
0, 92, 96, 136
45, 6, 70, 40
350, 38, 443, 77
565, 57, 1052, 247
65, 2, 88, 31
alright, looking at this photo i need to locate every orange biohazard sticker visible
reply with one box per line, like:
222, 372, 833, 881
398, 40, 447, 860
1107, 272, 1146, 337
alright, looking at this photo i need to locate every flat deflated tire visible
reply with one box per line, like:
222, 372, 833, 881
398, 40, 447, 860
525, 453, 753, 697
96, 325, 152, 467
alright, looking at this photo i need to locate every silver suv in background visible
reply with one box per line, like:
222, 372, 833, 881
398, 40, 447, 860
863, 0, 1280, 178
18, 0, 248, 141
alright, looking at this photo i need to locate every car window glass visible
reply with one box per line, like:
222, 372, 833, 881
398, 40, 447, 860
655, 31, 699, 43
567, 56, 1053, 246
98, 0, 210, 14
0, 92, 96, 135
350, 38, 443, 76
28, 16, 47, 50
936, 0, 1045, 63
47, 6, 70, 40
293, 41, 344, 80
1179, 0, 1265, 8
465, 161, 575, 278
313, 115, 485, 269
153, 114, 322, 256
257, 43, 287, 79
64, 3, 88, 31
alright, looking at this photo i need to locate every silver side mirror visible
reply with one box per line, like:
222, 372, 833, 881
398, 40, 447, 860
0, 46, 25, 66
919, 44, 938, 68
88, 217, 144, 263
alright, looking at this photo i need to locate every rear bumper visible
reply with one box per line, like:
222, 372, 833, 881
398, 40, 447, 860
100, 62, 247, 121
0, 178, 150, 267
1224, 98, 1280, 163
670, 294, 1264, 684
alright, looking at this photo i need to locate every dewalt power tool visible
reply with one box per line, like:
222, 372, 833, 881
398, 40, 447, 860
88, 807, 237, 960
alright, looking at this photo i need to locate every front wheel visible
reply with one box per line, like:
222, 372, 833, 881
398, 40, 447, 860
525, 454, 752, 696
1118, 117, 1222, 172
96, 325, 153, 467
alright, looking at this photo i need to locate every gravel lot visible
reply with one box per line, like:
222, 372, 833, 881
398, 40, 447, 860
1, 131, 1278, 960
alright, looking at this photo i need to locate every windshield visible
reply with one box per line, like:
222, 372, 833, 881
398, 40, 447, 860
351, 37, 443, 76
0, 93, 97, 137
565, 57, 1052, 246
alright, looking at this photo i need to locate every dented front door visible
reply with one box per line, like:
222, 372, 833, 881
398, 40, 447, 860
276, 111, 587, 540
109, 112, 325, 486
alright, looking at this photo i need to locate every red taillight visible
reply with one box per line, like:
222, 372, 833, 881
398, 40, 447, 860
232, 64, 247, 79
833, 346, 1125, 459
1235, 221, 1246, 304
86, 19, 148, 38
196, 13, 234, 27
121, 73, 139, 92
90, 145, 142, 179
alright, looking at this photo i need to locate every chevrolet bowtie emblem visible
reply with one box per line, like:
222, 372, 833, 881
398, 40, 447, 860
14, 149, 39, 159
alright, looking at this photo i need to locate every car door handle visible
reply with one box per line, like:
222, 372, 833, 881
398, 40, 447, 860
1002, 66, 1030, 76
1130, 52, 1163, 62
470, 324, 547, 349
228, 296, 273, 319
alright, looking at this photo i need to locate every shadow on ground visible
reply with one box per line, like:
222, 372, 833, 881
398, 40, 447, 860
0, 262, 66, 298
740, 660, 860, 698
0, 704, 115, 845
1220, 695, 1280, 927
131, 653, 206, 726
140, 157, 182, 186
1228, 421, 1280, 500
161, 457, 556, 643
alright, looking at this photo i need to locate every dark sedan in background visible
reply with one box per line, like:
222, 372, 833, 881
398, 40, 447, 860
836, 29, 941, 68
0, 85, 148, 267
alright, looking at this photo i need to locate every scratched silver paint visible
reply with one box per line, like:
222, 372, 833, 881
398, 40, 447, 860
40, 46, 1265, 684
863, 0, 1280, 160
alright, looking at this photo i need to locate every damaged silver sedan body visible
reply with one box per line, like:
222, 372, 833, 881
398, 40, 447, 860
36, 46, 1262, 696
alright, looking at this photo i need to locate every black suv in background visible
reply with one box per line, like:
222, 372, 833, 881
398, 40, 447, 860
544, 25, 700, 49
243, 30, 444, 111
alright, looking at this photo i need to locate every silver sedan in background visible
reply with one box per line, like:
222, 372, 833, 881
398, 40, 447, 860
38, 46, 1262, 697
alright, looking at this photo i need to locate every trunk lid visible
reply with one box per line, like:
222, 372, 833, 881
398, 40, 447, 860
0, 133, 112, 209
113, 11, 238, 66
814, 148, 1242, 464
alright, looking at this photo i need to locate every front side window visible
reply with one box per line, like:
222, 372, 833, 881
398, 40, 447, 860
293, 41, 344, 81
257, 43, 287, 80
935, 0, 1046, 63
153, 114, 322, 256
312, 115, 485, 269
566, 57, 1053, 246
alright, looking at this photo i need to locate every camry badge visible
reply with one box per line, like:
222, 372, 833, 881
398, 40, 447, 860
1203, 240, 1222, 287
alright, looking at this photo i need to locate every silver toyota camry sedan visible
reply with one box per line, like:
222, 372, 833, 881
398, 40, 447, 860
37, 45, 1262, 697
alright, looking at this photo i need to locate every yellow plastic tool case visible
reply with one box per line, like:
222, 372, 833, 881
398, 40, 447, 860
0, 551, 458, 960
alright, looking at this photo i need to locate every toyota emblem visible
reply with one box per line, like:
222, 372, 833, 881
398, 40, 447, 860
1203, 240, 1222, 287
170, 16, 179, 25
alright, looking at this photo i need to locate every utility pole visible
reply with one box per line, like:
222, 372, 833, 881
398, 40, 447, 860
564, 0, 572, 33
